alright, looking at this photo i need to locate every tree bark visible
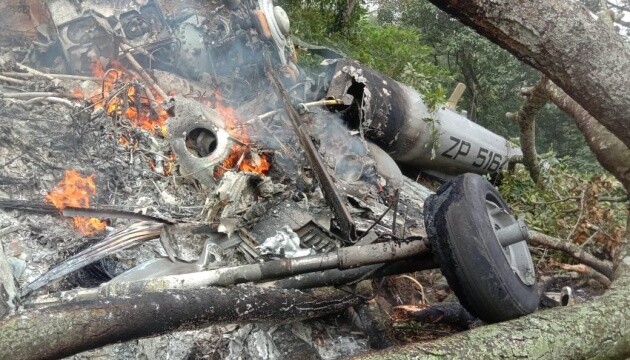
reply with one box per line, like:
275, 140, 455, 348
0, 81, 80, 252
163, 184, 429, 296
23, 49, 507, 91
424, 0, 630, 150
1, 285, 370, 360
507, 77, 548, 183
529, 230, 615, 280
352, 265, 630, 359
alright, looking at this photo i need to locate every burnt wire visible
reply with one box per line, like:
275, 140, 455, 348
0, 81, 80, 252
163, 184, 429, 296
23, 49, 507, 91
354, 199, 395, 243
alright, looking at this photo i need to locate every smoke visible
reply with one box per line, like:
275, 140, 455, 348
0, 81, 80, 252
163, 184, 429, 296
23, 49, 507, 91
308, 111, 378, 186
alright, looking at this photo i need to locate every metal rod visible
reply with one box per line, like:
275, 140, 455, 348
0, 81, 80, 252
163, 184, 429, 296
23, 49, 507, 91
1, 72, 100, 81
261, 254, 439, 290
265, 51, 356, 242
0, 74, 28, 85
25, 238, 431, 306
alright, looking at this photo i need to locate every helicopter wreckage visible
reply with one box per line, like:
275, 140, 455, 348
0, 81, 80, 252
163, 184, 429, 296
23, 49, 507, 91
0, 0, 536, 358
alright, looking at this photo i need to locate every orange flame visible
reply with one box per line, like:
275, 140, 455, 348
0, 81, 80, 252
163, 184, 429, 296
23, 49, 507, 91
90, 60, 170, 135
212, 93, 271, 177
45, 170, 106, 236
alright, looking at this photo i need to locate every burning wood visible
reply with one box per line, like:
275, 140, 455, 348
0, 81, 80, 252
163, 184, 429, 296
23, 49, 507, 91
86, 60, 171, 135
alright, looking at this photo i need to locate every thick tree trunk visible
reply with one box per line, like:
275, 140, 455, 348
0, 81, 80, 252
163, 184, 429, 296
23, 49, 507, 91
1, 285, 369, 360
353, 265, 630, 359
424, 0, 630, 149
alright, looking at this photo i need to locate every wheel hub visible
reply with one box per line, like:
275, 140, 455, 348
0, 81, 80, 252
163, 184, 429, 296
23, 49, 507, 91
486, 201, 536, 286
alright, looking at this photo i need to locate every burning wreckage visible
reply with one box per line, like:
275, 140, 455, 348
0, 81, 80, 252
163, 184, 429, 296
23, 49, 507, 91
0, 0, 536, 358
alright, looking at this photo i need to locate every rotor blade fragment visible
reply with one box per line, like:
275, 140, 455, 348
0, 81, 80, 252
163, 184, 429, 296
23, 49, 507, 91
21, 222, 163, 296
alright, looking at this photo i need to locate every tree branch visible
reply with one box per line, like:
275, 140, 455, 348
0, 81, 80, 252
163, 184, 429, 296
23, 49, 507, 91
529, 230, 614, 280
2, 285, 370, 360
506, 76, 549, 183
424, 0, 630, 150
539, 81, 630, 192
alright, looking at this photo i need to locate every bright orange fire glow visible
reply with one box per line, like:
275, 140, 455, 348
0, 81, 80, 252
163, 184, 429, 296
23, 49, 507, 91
45, 170, 107, 236
213, 93, 271, 177
89, 60, 170, 135
82, 61, 271, 177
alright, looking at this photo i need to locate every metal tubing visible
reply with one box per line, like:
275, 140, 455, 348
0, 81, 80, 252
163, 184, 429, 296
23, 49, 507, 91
25, 238, 431, 305
338, 240, 429, 269
261, 254, 439, 290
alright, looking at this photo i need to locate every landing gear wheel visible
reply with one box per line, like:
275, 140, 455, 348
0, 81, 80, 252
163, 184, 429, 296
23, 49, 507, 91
424, 173, 538, 323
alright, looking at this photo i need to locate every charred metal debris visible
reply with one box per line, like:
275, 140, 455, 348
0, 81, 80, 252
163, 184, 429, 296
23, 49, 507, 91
0, 0, 529, 358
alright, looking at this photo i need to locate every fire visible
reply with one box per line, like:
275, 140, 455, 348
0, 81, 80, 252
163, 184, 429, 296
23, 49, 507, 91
90, 60, 170, 135
45, 170, 107, 236
87, 61, 270, 177
212, 93, 271, 177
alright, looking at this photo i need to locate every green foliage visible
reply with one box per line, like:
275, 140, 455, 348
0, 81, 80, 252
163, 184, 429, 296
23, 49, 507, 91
277, 0, 365, 39
400, 63, 447, 104
500, 153, 626, 259
279, 0, 450, 99
397, 0, 533, 133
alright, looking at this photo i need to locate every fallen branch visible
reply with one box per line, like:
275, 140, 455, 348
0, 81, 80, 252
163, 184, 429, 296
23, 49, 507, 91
529, 230, 614, 279
539, 80, 630, 192
2, 284, 370, 360
556, 262, 612, 287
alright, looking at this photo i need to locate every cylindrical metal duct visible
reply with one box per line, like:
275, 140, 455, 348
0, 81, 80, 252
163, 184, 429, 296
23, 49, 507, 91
327, 60, 522, 176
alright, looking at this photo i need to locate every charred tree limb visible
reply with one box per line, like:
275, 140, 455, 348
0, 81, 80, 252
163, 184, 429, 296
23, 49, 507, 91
355, 284, 397, 350
424, 0, 630, 150
506, 77, 549, 183
529, 230, 614, 280
353, 265, 630, 359
392, 303, 478, 330
1, 285, 370, 360
538, 81, 630, 192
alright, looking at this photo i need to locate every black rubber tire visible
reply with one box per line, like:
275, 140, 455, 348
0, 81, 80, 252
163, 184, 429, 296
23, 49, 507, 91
424, 173, 539, 323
